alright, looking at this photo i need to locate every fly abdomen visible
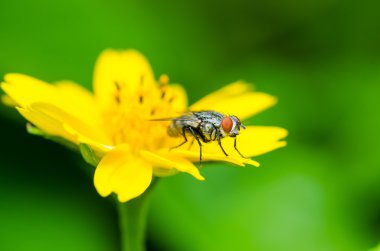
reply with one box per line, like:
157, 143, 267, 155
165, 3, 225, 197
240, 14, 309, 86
167, 114, 201, 138
167, 122, 181, 137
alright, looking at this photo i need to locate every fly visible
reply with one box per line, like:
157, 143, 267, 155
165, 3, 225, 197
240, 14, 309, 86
164, 110, 247, 167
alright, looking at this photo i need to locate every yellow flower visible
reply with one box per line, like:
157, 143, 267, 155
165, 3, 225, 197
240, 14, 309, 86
1, 49, 287, 202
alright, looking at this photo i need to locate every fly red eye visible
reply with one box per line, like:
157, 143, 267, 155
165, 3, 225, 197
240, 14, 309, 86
221, 116, 233, 133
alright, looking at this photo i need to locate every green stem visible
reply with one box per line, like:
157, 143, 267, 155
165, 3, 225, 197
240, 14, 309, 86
116, 179, 158, 251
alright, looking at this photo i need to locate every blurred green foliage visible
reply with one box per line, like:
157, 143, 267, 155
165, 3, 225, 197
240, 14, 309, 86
1, 0, 380, 250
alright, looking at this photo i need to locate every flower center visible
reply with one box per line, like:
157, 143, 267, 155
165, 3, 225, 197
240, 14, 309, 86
102, 75, 180, 152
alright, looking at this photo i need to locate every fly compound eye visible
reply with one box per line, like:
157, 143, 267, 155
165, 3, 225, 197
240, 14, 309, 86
221, 116, 233, 133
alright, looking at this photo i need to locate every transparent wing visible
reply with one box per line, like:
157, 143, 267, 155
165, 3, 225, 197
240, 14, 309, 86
148, 112, 199, 122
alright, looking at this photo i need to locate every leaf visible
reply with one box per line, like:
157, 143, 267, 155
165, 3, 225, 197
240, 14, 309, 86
26, 123, 77, 151
79, 143, 101, 166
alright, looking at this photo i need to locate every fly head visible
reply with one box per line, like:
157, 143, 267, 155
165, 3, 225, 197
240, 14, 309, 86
221, 115, 246, 137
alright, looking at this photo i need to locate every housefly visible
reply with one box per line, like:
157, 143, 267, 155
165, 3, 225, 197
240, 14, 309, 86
163, 110, 247, 167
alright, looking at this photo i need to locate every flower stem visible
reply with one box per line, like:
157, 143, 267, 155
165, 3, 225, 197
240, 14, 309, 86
116, 179, 158, 251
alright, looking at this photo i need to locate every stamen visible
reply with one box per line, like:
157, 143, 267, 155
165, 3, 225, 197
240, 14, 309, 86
114, 81, 121, 104
140, 74, 145, 85
115, 95, 121, 104
161, 90, 166, 99
114, 81, 121, 90
105, 75, 177, 152
159, 74, 169, 85
159, 74, 169, 101
168, 96, 175, 103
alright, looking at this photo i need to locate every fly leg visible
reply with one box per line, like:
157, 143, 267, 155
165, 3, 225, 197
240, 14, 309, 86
170, 127, 188, 150
187, 138, 195, 150
234, 137, 248, 158
216, 130, 228, 156
188, 127, 203, 167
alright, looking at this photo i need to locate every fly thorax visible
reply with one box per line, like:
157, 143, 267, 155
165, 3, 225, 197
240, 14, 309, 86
200, 123, 215, 140
219, 128, 228, 137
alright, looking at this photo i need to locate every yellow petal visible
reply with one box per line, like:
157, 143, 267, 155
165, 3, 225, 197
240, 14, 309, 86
140, 150, 205, 180
168, 126, 286, 166
171, 148, 260, 167
236, 126, 287, 157
1, 94, 16, 106
93, 49, 156, 111
17, 107, 76, 142
2, 74, 101, 128
17, 102, 111, 152
2, 74, 56, 108
53, 80, 101, 127
29, 102, 112, 147
165, 84, 188, 114
190, 81, 277, 120
183, 126, 287, 159
94, 145, 153, 203
151, 167, 179, 177
191, 81, 253, 105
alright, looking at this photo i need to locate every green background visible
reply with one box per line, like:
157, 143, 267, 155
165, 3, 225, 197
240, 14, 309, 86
1, 0, 380, 250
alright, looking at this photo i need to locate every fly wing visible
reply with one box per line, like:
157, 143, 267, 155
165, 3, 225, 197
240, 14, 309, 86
149, 113, 201, 128
148, 111, 193, 121
148, 117, 177, 121
173, 114, 202, 128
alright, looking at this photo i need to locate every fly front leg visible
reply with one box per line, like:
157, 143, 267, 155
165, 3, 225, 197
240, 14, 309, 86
170, 127, 188, 150
234, 137, 248, 158
216, 129, 228, 156
188, 127, 203, 167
